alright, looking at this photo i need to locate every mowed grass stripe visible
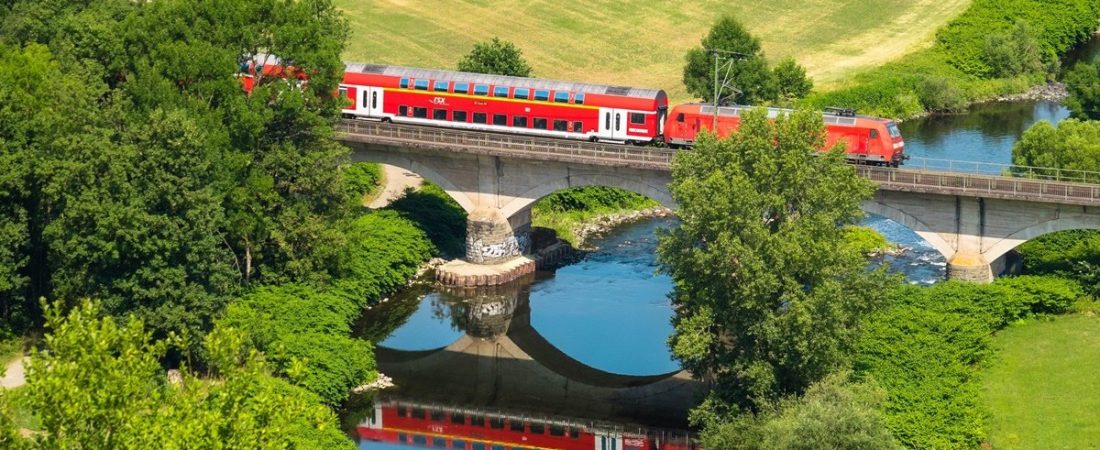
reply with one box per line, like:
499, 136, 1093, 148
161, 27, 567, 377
337, 0, 970, 103
982, 314, 1100, 449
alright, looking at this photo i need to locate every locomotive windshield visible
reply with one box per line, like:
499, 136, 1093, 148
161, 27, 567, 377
886, 122, 902, 138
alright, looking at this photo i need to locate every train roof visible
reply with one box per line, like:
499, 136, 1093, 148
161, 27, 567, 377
345, 62, 667, 101
677, 104, 890, 125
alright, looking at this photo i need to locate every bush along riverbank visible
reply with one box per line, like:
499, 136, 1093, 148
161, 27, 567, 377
532, 186, 662, 247
802, 0, 1100, 119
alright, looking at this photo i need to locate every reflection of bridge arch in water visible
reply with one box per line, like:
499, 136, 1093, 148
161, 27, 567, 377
375, 277, 704, 427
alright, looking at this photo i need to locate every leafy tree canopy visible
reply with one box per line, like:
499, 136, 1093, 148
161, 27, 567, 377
1065, 59, 1100, 121
457, 37, 532, 77
5, 300, 353, 449
1012, 119, 1100, 174
657, 107, 888, 410
683, 15, 777, 105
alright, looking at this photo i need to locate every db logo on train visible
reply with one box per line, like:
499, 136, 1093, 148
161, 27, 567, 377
624, 438, 646, 448
429, 97, 448, 106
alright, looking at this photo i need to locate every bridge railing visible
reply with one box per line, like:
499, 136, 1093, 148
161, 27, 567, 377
337, 120, 675, 168
905, 157, 1100, 184
857, 165, 1100, 205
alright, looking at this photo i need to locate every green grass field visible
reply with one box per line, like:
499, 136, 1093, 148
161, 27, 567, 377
982, 314, 1100, 449
336, 0, 970, 103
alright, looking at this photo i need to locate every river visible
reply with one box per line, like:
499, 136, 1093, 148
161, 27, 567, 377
349, 35, 1100, 448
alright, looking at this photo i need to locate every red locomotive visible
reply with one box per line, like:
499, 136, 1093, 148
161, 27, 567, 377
240, 57, 906, 164
664, 104, 906, 166
359, 400, 699, 450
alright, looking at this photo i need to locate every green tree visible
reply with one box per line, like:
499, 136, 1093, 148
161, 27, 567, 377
982, 21, 1046, 78
682, 15, 775, 105
1012, 119, 1100, 176
457, 37, 532, 77
771, 57, 813, 103
699, 373, 900, 450
1065, 60, 1100, 120
18, 300, 353, 449
657, 108, 888, 410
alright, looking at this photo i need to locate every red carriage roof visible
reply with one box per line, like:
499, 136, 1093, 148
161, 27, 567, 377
345, 62, 667, 101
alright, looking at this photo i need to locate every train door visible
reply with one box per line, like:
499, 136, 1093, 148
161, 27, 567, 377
594, 431, 621, 450
597, 108, 629, 141
361, 87, 385, 118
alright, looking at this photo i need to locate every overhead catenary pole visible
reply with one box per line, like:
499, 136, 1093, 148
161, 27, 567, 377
706, 48, 751, 132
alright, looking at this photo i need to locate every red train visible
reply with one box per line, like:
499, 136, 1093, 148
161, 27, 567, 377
240, 58, 906, 165
359, 400, 699, 450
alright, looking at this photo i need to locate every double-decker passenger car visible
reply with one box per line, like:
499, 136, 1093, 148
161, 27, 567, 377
359, 400, 698, 450
338, 64, 669, 144
664, 104, 906, 166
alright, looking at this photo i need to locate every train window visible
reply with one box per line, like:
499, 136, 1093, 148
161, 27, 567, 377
573, 121, 583, 132
414, 80, 429, 90
569, 428, 579, 439
493, 114, 507, 126
491, 445, 504, 450
452, 440, 468, 450
411, 407, 426, 419
605, 113, 611, 129
887, 122, 901, 138
549, 425, 565, 436
534, 90, 550, 101
554, 91, 570, 103
431, 410, 445, 422
433, 109, 448, 121
453, 111, 468, 122
529, 423, 544, 434
398, 105, 409, 117
512, 116, 528, 128
472, 444, 486, 450
474, 84, 489, 96
454, 82, 470, 94
372, 91, 378, 109
552, 119, 567, 131
338, 87, 348, 99
489, 417, 505, 429
413, 435, 428, 446
434, 81, 449, 92
870, 129, 879, 138
413, 107, 428, 118
397, 406, 408, 417
400, 78, 409, 89
574, 93, 585, 104
494, 86, 510, 98
473, 113, 488, 124
533, 118, 548, 129
470, 415, 485, 427
450, 412, 466, 424
514, 88, 530, 100
398, 433, 408, 442
433, 437, 447, 448
676, 112, 685, 122
630, 113, 646, 125
615, 114, 621, 131
509, 420, 524, 432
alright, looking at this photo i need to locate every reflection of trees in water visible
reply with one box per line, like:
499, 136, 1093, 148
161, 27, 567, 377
901, 101, 1059, 150
352, 282, 432, 344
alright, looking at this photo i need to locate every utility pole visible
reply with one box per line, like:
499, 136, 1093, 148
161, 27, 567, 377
706, 48, 750, 131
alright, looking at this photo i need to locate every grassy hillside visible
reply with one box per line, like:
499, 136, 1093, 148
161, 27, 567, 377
982, 315, 1100, 449
337, 0, 970, 103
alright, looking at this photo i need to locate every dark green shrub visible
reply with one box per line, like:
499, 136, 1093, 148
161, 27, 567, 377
335, 210, 434, 305
534, 186, 655, 213
994, 275, 1083, 314
982, 21, 1045, 78
387, 182, 467, 257
342, 162, 382, 203
919, 76, 968, 112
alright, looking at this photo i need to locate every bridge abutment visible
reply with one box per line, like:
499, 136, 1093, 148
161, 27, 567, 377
465, 207, 531, 264
947, 252, 994, 283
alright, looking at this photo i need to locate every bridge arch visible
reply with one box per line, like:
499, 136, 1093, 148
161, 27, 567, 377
862, 200, 956, 260
500, 171, 675, 219
349, 153, 477, 213
983, 215, 1100, 263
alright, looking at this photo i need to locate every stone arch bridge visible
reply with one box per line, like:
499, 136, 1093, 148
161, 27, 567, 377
341, 121, 1100, 283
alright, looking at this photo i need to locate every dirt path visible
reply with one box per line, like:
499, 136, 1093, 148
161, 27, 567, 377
368, 164, 423, 209
1, 355, 25, 389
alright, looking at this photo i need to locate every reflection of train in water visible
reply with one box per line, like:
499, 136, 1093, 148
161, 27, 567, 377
359, 400, 699, 450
